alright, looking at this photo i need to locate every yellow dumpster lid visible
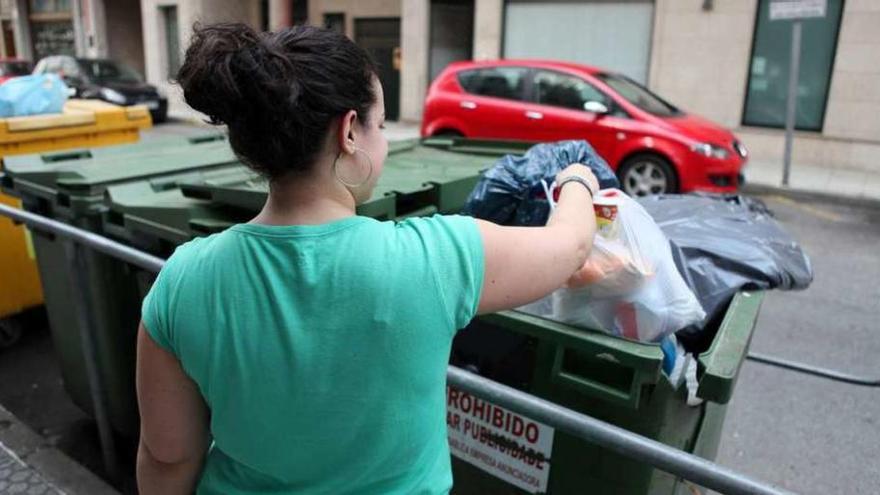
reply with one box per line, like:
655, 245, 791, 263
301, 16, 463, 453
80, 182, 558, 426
5, 112, 96, 131
0, 98, 151, 144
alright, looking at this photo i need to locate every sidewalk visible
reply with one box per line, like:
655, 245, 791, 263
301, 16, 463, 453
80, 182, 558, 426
744, 159, 880, 202
0, 405, 117, 495
0, 444, 63, 495
152, 119, 878, 202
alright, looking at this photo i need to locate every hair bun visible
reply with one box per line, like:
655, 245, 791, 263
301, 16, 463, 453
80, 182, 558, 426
176, 22, 264, 124
175, 23, 377, 181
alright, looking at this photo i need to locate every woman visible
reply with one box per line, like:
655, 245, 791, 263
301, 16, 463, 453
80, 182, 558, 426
136, 22, 599, 494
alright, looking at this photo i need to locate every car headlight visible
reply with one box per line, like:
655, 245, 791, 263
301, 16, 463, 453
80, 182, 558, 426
691, 142, 729, 160
99, 88, 127, 105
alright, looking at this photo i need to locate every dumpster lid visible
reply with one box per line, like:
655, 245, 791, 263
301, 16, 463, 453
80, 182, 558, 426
2, 131, 226, 169
4, 140, 240, 193
5, 112, 95, 132
178, 138, 531, 215
106, 180, 245, 246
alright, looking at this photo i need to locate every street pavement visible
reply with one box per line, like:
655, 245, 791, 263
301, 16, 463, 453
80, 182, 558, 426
712, 193, 880, 494
0, 120, 877, 494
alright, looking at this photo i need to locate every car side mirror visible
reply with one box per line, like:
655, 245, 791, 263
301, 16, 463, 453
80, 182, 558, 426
584, 100, 610, 115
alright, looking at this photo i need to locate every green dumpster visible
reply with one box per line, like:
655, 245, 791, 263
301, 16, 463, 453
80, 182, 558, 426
105, 136, 762, 494
5, 130, 226, 169
4, 134, 762, 495
447, 295, 762, 495
0, 137, 243, 436
58, 137, 522, 434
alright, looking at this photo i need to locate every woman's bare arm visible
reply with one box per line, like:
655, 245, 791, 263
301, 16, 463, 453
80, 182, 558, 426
136, 324, 210, 495
477, 164, 598, 314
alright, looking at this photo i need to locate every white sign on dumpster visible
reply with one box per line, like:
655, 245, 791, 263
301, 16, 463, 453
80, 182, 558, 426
770, 0, 826, 20
446, 386, 555, 493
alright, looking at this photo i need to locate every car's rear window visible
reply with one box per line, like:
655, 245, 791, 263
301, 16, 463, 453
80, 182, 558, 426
457, 67, 528, 102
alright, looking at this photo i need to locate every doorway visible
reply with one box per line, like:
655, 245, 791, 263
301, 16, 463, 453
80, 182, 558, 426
355, 18, 401, 121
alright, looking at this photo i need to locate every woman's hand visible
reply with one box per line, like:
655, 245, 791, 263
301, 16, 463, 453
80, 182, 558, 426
476, 164, 599, 314
555, 163, 600, 195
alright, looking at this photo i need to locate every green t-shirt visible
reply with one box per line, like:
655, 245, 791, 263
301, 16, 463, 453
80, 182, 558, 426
141, 215, 484, 494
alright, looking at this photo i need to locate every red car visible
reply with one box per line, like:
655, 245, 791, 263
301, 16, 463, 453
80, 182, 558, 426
421, 60, 747, 196
0, 59, 32, 85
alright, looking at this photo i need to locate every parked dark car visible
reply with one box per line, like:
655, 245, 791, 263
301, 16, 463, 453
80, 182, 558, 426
0, 59, 32, 84
33, 56, 168, 122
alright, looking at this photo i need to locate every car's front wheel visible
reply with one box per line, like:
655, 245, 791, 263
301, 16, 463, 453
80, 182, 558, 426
617, 154, 678, 196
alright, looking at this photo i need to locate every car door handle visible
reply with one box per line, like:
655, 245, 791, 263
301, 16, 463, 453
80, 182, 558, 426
525, 111, 544, 120
460, 101, 477, 110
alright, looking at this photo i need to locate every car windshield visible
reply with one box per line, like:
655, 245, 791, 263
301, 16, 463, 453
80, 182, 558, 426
597, 73, 680, 117
79, 60, 142, 84
0, 61, 31, 77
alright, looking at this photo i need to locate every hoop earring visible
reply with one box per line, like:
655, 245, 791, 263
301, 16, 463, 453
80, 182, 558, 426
333, 147, 374, 188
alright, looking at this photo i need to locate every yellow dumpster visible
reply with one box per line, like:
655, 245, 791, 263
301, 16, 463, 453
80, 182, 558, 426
0, 99, 152, 345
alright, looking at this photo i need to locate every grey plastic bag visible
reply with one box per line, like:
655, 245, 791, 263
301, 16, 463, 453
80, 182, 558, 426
638, 193, 813, 347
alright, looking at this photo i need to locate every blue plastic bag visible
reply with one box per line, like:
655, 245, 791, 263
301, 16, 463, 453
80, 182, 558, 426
0, 74, 68, 118
462, 140, 619, 226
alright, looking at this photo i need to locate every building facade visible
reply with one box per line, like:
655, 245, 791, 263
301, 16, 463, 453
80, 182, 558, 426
313, 0, 879, 173
1, 0, 145, 73
137, 0, 877, 174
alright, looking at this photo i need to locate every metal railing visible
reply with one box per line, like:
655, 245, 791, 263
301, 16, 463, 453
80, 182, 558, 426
0, 203, 794, 495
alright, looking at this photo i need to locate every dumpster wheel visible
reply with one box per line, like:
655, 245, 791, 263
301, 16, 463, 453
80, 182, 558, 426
0, 317, 23, 349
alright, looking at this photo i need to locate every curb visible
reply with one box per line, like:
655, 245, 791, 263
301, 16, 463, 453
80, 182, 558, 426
0, 404, 118, 495
742, 182, 880, 210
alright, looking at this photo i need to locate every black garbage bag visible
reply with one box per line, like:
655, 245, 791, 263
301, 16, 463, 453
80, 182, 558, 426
462, 140, 619, 226
638, 193, 813, 350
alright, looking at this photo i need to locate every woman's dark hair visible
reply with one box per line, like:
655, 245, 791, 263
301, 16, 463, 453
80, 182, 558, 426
177, 23, 377, 180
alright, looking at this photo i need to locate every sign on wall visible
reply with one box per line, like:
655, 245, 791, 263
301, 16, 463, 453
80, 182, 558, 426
769, 0, 827, 20
447, 386, 555, 493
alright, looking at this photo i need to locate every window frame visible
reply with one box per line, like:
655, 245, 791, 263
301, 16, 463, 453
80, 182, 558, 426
43, 56, 61, 74
60, 57, 81, 78
456, 66, 532, 103
323, 12, 345, 34
526, 68, 630, 119
740, 0, 845, 132
595, 71, 678, 118
529, 68, 613, 111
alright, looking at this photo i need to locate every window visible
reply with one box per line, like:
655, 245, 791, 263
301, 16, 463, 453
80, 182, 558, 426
293, 0, 309, 25
597, 73, 679, 117
324, 13, 345, 34
0, 61, 31, 77
42, 57, 60, 73
79, 60, 142, 83
742, 0, 843, 131
59, 57, 80, 78
260, 0, 269, 31
457, 67, 528, 101
429, 0, 474, 82
161, 6, 180, 79
533, 70, 610, 112
29, 0, 71, 14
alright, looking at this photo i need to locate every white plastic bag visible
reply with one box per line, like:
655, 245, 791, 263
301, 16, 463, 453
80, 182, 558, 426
520, 188, 705, 343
